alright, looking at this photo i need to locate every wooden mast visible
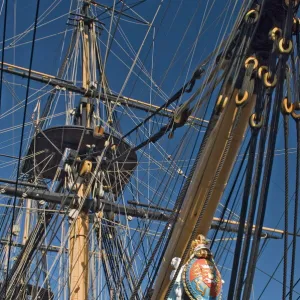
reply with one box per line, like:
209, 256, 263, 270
69, 5, 91, 299
152, 91, 256, 299
69, 185, 89, 300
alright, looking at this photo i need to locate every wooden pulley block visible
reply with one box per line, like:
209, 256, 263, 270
269, 27, 282, 41
244, 56, 259, 70
96, 211, 104, 219
281, 98, 293, 115
235, 90, 249, 106
278, 39, 293, 54
173, 106, 191, 125
93, 126, 104, 137
244, 9, 259, 23
263, 72, 277, 88
215, 94, 228, 114
258, 66, 268, 79
79, 160, 92, 176
285, 0, 300, 7
249, 113, 263, 129
292, 17, 300, 33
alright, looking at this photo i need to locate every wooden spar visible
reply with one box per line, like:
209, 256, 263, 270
2, 61, 56, 79
212, 217, 300, 237
152, 90, 256, 299
69, 16, 91, 300
0, 61, 208, 125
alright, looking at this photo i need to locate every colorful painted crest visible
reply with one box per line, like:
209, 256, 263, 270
182, 257, 222, 300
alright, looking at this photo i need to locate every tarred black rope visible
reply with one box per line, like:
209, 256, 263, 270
288, 277, 300, 298
242, 1, 296, 296
283, 4, 297, 299
289, 119, 300, 299
227, 132, 258, 300
235, 89, 272, 300
242, 57, 286, 300
283, 112, 289, 300
283, 0, 295, 42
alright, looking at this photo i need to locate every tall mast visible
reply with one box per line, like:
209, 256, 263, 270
69, 185, 89, 300
69, 2, 92, 299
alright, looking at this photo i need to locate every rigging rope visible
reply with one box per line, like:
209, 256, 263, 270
289, 111, 300, 299
243, 57, 288, 300
283, 104, 290, 300
39, 29, 78, 130
227, 125, 259, 300
229, 77, 267, 299
242, 2, 295, 297
120, 69, 203, 142
1, 0, 41, 297
235, 88, 272, 299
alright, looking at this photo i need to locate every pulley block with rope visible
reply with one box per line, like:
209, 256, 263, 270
93, 125, 105, 137
235, 57, 258, 107
79, 160, 93, 176
263, 72, 278, 88
168, 106, 192, 139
